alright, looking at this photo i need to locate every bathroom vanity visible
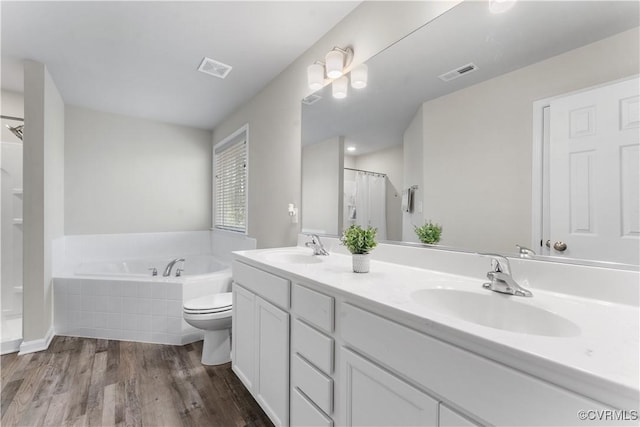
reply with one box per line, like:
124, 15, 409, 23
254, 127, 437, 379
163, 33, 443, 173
231, 244, 639, 427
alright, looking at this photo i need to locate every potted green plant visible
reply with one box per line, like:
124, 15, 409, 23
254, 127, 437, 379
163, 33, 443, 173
341, 225, 377, 273
415, 221, 442, 245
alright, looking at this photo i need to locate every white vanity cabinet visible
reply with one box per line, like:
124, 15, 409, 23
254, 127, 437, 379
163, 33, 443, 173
232, 253, 634, 427
340, 302, 615, 427
341, 347, 439, 426
232, 261, 290, 427
290, 283, 336, 426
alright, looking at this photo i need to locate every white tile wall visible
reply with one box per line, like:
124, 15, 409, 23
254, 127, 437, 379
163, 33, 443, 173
211, 229, 257, 262
54, 277, 204, 346
52, 230, 256, 345
56, 230, 214, 275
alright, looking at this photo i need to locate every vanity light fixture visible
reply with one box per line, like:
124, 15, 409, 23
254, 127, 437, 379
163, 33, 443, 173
307, 46, 368, 98
326, 48, 347, 78
332, 76, 349, 99
489, 0, 517, 14
307, 62, 325, 91
350, 64, 368, 89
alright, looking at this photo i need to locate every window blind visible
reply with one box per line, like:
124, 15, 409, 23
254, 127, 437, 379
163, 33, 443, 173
214, 133, 247, 233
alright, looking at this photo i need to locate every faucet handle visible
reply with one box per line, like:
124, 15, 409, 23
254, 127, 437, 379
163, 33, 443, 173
516, 244, 536, 258
148, 267, 158, 277
479, 253, 511, 275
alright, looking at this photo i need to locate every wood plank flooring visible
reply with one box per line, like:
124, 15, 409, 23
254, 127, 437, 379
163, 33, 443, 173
0, 336, 273, 427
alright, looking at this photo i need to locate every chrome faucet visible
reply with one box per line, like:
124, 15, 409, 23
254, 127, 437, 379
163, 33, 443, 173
516, 244, 536, 259
163, 258, 185, 277
305, 234, 329, 256
480, 254, 533, 297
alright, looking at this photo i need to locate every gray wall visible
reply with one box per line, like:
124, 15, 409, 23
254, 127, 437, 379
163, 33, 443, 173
64, 106, 212, 235
1, 90, 24, 142
419, 28, 640, 253
212, 1, 460, 248
402, 105, 424, 242
302, 137, 344, 235
22, 60, 65, 342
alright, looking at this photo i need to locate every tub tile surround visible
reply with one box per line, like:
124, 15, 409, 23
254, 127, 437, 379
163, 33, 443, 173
55, 276, 194, 345
57, 230, 213, 275
236, 236, 640, 411
52, 230, 255, 346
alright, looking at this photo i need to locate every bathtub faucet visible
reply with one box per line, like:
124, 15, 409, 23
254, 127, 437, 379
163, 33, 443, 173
163, 258, 185, 277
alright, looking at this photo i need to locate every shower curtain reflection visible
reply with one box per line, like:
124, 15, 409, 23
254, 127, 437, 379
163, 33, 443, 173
344, 169, 387, 239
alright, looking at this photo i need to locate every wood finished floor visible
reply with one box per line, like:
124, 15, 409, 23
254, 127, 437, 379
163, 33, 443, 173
0, 336, 273, 427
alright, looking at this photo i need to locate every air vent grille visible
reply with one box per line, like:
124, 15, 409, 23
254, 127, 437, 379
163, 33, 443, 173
302, 94, 322, 105
198, 57, 233, 79
438, 63, 478, 82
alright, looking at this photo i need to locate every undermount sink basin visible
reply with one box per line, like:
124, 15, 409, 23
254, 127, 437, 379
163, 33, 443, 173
263, 250, 324, 265
410, 289, 580, 337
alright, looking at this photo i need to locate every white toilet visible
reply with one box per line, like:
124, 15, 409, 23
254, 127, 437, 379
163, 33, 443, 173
183, 292, 233, 365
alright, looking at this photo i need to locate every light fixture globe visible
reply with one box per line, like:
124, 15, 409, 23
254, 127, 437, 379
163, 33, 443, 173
307, 63, 325, 91
332, 76, 348, 99
351, 63, 368, 89
489, 0, 517, 14
326, 49, 345, 79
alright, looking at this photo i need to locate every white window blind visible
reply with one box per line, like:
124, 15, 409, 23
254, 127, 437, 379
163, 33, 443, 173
214, 131, 247, 233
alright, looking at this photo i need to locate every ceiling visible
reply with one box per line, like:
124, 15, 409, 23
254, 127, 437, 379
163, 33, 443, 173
1, 1, 359, 130
302, 1, 640, 155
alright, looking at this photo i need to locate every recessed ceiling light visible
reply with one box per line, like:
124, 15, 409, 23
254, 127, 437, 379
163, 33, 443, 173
347, 146, 356, 152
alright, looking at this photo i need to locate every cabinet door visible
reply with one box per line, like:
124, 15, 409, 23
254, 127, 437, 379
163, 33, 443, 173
439, 404, 480, 427
255, 296, 290, 427
341, 348, 438, 426
232, 283, 256, 390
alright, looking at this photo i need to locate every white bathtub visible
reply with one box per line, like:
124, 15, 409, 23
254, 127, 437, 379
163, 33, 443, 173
53, 255, 231, 345
74, 255, 227, 278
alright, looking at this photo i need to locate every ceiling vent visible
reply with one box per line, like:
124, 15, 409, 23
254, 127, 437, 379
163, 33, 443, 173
302, 94, 322, 105
198, 57, 233, 79
438, 63, 478, 82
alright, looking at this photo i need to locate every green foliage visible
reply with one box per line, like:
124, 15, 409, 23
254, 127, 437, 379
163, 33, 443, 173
414, 221, 442, 244
341, 225, 378, 255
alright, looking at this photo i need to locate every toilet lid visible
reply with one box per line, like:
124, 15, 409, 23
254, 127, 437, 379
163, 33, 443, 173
183, 292, 232, 314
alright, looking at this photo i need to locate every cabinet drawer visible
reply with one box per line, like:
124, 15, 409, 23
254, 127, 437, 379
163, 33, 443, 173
341, 303, 608, 426
291, 387, 333, 427
292, 354, 333, 414
232, 260, 290, 309
293, 318, 334, 375
292, 283, 334, 332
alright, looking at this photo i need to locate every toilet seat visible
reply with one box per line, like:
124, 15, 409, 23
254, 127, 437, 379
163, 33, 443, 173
183, 292, 232, 315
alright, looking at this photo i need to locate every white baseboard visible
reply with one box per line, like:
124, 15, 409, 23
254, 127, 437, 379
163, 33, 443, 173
18, 326, 54, 355
1, 338, 22, 355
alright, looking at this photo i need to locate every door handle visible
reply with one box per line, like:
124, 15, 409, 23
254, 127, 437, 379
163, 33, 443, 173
553, 241, 567, 252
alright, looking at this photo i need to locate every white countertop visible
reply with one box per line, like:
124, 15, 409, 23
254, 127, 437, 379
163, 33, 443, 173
233, 246, 639, 411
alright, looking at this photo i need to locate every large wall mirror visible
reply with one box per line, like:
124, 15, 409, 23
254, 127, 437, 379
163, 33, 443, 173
301, 1, 640, 266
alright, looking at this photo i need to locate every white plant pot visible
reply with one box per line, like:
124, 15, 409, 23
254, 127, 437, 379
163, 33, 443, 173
352, 254, 370, 273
